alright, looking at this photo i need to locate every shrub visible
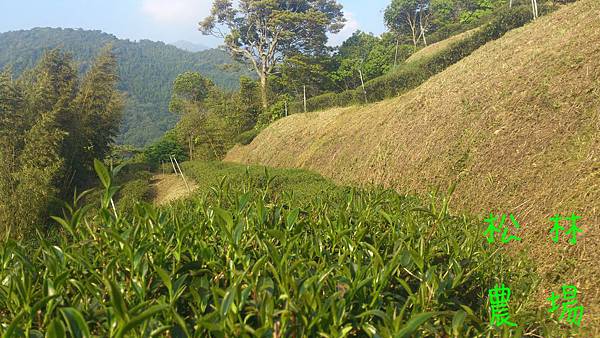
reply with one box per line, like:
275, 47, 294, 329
144, 133, 188, 169
116, 170, 154, 213
236, 129, 260, 145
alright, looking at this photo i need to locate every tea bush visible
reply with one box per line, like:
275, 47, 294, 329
0, 161, 562, 337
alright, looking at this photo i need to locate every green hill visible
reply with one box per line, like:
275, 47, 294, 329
0, 27, 253, 146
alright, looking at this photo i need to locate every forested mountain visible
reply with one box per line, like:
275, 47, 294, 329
0, 27, 253, 146
170, 40, 209, 53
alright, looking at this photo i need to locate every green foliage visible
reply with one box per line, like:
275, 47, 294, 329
143, 133, 188, 168
237, 76, 262, 130
169, 72, 214, 114
235, 129, 260, 146
385, 0, 424, 46
0, 49, 122, 238
70, 46, 124, 185
0, 160, 560, 336
200, 0, 345, 108
270, 55, 338, 100
290, 5, 544, 114
182, 161, 338, 203
168, 75, 267, 160
12, 112, 66, 233
0, 28, 254, 146
115, 170, 154, 214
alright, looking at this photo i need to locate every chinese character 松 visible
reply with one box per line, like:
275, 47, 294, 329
484, 213, 522, 244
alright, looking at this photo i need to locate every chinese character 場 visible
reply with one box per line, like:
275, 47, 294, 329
548, 285, 584, 327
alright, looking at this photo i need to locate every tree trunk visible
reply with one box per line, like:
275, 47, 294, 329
407, 13, 418, 48
259, 74, 268, 110
418, 8, 428, 46
358, 69, 367, 104
411, 27, 418, 48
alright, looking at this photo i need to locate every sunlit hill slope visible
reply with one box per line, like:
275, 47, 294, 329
227, 0, 600, 328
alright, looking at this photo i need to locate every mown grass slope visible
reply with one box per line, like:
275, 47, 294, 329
226, 0, 600, 330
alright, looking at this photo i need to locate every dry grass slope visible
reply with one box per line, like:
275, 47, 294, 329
227, 0, 600, 331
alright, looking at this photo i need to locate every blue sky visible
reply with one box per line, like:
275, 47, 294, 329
0, 0, 390, 47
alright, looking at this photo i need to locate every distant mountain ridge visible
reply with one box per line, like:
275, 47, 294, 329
0, 27, 252, 146
170, 40, 209, 53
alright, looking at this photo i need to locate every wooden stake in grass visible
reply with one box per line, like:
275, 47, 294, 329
169, 155, 178, 175
359, 69, 368, 104
531, 0, 539, 20
303, 85, 307, 113
172, 155, 191, 192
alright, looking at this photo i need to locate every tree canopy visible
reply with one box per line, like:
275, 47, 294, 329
200, 0, 346, 109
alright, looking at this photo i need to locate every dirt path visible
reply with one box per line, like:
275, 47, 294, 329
150, 174, 198, 205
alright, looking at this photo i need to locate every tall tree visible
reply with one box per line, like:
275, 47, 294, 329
168, 71, 213, 115
73, 46, 124, 186
14, 111, 65, 234
385, 0, 422, 48
0, 64, 66, 237
199, 0, 345, 109
168, 72, 219, 159
0, 69, 25, 235
0, 48, 124, 237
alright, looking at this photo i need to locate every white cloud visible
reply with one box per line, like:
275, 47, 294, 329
328, 11, 359, 46
142, 0, 213, 24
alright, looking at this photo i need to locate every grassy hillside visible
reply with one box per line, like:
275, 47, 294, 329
226, 0, 600, 331
0, 28, 253, 146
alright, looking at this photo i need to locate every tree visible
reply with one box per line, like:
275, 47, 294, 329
168, 71, 213, 114
237, 76, 261, 130
0, 48, 124, 237
168, 72, 216, 159
144, 132, 187, 168
73, 46, 124, 186
385, 0, 464, 48
274, 55, 336, 97
385, 0, 422, 48
199, 0, 345, 110
0, 65, 66, 236
14, 111, 65, 233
